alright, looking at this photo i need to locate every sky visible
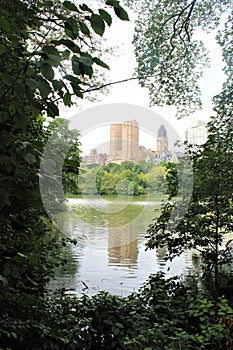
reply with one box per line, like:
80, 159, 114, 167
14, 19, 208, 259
60, 5, 226, 156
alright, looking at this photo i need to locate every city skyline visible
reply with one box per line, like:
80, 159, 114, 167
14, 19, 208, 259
83, 120, 172, 165
83, 118, 208, 166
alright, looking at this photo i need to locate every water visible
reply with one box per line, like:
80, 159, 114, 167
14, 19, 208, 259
48, 195, 194, 296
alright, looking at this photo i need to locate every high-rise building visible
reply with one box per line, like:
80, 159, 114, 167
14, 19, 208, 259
110, 123, 122, 158
185, 120, 207, 145
157, 125, 169, 154
109, 120, 139, 163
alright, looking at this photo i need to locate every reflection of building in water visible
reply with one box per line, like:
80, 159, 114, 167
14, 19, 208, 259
108, 226, 138, 268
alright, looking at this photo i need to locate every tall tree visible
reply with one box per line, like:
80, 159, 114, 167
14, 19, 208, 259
0, 0, 129, 346
146, 115, 233, 296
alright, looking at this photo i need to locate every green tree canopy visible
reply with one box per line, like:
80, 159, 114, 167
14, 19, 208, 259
125, 0, 232, 117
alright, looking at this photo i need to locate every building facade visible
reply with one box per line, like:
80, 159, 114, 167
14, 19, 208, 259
84, 121, 173, 165
185, 120, 207, 145
109, 120, 140, 163
157, 125, 169, 155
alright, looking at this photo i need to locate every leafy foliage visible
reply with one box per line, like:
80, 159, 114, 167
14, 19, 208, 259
1, 273, 233, 349
40, 118, 81, 208
76, 160, 166, 196
0, 0, 129, 348
146, 115, 233, 296
127, 0, 232, 117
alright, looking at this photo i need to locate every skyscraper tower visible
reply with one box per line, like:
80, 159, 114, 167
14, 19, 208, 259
109, 120, 139, 162
157, 125, 169, 154
122, 120, 139, 160
110, 123, 122, 158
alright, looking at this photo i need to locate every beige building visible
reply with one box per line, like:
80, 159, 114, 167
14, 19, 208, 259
185, 120, 207, 145
109, 120, 140, 163
83, 148, 107, 165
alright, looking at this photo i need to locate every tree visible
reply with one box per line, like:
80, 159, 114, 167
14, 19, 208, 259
146, 164, 166, 193
100, 172, 120, 194
0, 0, 129, 347
146, 115, 233, 296
125, 0, 232, 117
124, 0, 233, 297
45, 118, 81, 195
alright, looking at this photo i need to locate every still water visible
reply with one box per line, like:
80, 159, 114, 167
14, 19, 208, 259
49, 195, 194, 296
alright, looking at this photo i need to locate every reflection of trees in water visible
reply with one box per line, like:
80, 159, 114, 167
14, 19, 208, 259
74, 202, 144, 228
47, 243, 80, 294
47, 211, 84, 293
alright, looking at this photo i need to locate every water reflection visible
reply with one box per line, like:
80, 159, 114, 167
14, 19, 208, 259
48, 195, 194, 296
108, 226, 138, 267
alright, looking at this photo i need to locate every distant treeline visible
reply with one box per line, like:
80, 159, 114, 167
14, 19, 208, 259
64, 159, 169, 196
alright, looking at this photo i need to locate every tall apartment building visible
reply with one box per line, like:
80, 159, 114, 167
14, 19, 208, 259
110, 123, 122, 158
109, 120, 139, 163
185, 120, 207, 145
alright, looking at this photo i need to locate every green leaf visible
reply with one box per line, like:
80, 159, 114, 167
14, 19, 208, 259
0, 274, 8, 285
63, 92, 72, 106
72, 84, 83, 98
72, 56, 83, 75
47, 102, 59, 117
24, 153, 36, 164
90, 14, 105, 36
54, 39, 81, 53
106, 0, 120, 7
93, 57, 110, 70
63, 0, 80, 12
83, 64, 93, 77
62, 49, 70, 59
32, 100, 43, 114
114, 6, 129, 21
52, 79, 64, 91
99, 9, 112, 26
43, 45, 60, 56
79, 21, 90, 35
38, 77, 51, 98
78, 56, 93, 66
26, 78, 39, 91
0, 72, 13, 84
64, 75, 82, 85
45, 54, 61, 67
79, 4, 93, 13
41, 63, 54, 81
0, 44, 8, 54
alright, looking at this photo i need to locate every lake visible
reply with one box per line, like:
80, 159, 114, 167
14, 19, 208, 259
48, 195, 194, 296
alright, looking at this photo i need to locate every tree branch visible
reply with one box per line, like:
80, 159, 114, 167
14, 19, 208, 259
82, 75, 151, 93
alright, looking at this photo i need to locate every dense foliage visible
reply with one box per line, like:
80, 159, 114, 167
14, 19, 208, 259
1, 273, 233, 349
68, 160, 166, 196
146, 115, 233, 297
0, 0, 128, 348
